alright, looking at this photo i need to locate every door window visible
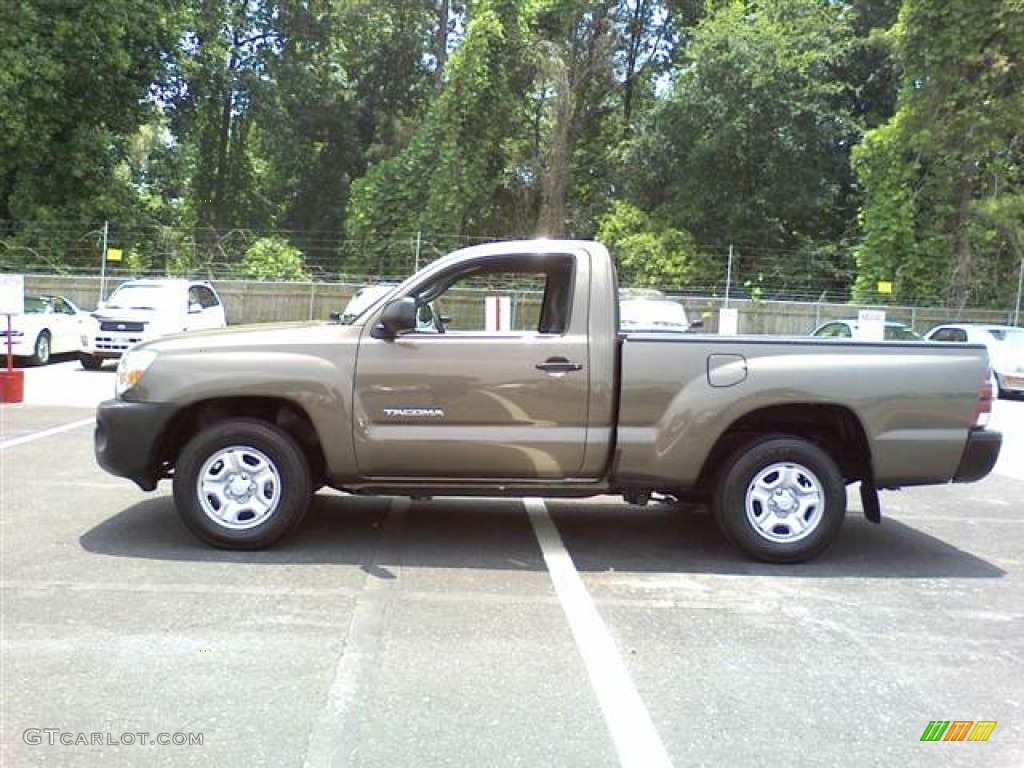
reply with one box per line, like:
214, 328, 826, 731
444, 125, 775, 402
815, 322, 852, 338
409, 254, 574, 335
930, 328, 967, 342
46, 297, 72, 315
190, 285, 220, 309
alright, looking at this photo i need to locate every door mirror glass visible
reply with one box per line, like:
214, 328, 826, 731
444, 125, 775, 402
372, 297, 417, 339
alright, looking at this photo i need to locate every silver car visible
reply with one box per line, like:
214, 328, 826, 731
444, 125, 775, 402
924, 323, 1024, 398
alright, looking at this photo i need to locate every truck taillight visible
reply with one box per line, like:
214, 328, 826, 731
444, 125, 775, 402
971, 370, 994, 428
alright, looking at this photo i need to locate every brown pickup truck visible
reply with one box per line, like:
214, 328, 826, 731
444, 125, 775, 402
95, 240, 1001, 562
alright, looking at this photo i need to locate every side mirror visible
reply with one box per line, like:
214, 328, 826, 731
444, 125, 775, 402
689, 319, 705, 331
189, 302, 203, 314
371, 297, 417, 340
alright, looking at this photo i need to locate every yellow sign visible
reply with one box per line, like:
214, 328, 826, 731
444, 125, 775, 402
106, 248, 123, 262
877, 281, 892, 295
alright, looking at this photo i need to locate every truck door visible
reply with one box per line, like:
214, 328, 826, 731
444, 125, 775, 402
352, 251, 591, 479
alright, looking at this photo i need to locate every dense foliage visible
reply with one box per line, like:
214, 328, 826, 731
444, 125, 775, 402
1, 0, 1021, 308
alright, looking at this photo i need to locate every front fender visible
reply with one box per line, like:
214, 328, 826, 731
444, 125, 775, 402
130, 350, 356, 479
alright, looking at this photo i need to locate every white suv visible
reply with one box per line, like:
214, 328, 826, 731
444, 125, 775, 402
80, 279, 227, 370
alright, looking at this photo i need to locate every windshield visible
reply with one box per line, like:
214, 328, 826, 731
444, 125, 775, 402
104, 285, 181, 311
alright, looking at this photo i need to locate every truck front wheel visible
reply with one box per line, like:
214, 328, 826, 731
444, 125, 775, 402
714, 436, 845, 563
31, 332, 51, 365
173, 419, 312, 549
79, 353, 104, 370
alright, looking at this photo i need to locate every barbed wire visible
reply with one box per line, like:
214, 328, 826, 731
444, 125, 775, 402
2, 223, 1020, 311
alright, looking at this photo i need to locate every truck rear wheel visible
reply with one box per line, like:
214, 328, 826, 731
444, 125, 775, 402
173, 419, 311, 549
714, 436, 845, 563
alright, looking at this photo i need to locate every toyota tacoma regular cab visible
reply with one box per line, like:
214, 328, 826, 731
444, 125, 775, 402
94, 240, 1001, 563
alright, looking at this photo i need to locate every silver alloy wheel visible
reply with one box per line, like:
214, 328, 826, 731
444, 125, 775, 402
744, 461, 825, 544
196, 445, 282, 530
35, 333, 50, 364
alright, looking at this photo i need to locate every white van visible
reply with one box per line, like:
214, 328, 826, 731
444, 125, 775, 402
80, 279, 226, 369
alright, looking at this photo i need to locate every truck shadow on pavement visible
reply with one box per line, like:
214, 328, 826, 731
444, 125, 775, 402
79, 493, 1006, 579
545, 501, 1006, 579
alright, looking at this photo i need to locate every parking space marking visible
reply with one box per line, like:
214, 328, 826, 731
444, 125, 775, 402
525, 498, 673, 768
0, 417, 94, 451
303, 497, 409, 768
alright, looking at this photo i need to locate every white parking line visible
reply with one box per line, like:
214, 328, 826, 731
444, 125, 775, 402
0, 417, 94, 451
525, 498, 673, 768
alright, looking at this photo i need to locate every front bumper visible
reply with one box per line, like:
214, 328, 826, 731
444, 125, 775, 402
952, 429, 1002, 483
83, 329, 153, 360
997, 372, 1024, 393
94, 399, 179, 490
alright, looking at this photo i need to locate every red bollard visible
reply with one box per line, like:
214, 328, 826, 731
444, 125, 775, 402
0, 369, 24, 403
2, 313, 23, 403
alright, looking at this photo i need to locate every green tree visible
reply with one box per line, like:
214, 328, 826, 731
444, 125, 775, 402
629, 0, 861, 286
597, 200, 719, 289
530, 2, 618, 236
240, 235, 309, 280
255, 0, 437, 267
0, 0, 183, 268
344, 0, 535, 270
853, 0, 1024, 308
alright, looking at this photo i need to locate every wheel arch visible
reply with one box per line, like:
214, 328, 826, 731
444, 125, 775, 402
696, 403, 873, 489
156, 397, 327, 485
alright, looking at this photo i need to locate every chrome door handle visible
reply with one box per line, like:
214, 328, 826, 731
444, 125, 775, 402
536, 357, 583, 373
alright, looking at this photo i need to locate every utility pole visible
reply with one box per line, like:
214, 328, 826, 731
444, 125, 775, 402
98, 221, 109, 305
724, 244, 734, 308
1015, 255, 1023, 326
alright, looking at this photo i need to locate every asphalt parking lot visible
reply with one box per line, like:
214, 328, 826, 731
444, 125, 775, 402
2, 360, 1023, 767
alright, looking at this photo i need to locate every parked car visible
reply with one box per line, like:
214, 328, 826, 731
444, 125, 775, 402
80, 279, 226, 370
335, 283, 445, 332
334, 284, 398, 325
810, 319, 921, 341
619, 298, 702, 334
0, 294, 87, 365
618, 287, 665, 300
924, 323, 1024, 398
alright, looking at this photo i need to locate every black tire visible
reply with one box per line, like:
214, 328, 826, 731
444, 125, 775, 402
31, 331, 51, 366
79, 353, 104, 370
713, 436, 846, 564
173, 419, 312, 549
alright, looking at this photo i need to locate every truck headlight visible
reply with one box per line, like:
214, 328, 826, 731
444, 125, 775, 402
115, 349, 158, 397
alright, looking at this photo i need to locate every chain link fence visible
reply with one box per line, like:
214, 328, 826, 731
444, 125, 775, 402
4, 223, 1022, 331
